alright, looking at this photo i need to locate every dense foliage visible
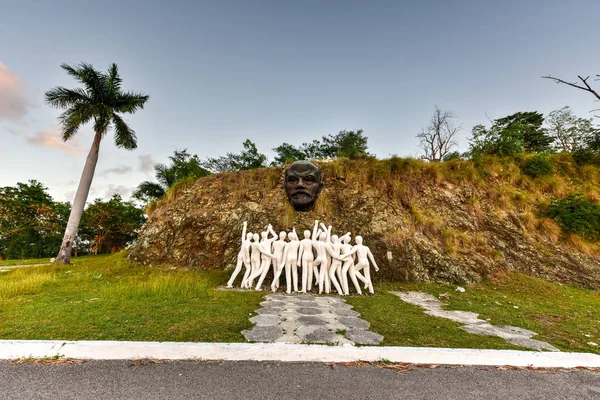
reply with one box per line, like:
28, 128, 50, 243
0, 182, 145, 259
79, 195, 146, 254
0, 181, 69, 259
272, 129, 370, 165
520, 155, 554, 178
546, 194, 600, 241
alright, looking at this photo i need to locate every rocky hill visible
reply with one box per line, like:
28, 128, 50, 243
128, 156, 600, 289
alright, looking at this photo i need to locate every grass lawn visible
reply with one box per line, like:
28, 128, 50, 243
346, 274, 600, 354
0, 253, 263, 342
1, 252, 599, 354
0, 258, 52, 267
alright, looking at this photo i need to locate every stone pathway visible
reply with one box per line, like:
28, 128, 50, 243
391, 291, 559, 352
242, 294, 383, 345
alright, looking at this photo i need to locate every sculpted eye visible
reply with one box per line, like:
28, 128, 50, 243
304, 176, 316, 183
288, 177, 298, 183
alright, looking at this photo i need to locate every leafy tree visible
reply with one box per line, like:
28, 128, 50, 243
79, 194, 145, 254
45, 62, 149, 264
546, 106, 597, 152
271, 130, 371, 165
417, 107, 461, 161
493, 112, 552, 153
272, 143, 310, 165
468, 111, 552, 157
322, 129, 370, 159
202, 139, 267, 172
468, 124, 525, 158
133, 149, 211, 203
0, 181, 68, 259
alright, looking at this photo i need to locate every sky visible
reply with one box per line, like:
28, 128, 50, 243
1, 0, 599, 203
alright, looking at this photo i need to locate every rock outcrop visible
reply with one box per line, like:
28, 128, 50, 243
128, 158, 600, 289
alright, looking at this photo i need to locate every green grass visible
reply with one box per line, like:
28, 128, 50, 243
346, 272, 600, 354
0, 253, 263, 342
0, 257, 52, 267
2, 253, 599, 353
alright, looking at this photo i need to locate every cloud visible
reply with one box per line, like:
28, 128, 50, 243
0, 62, 29, 121
104, 184, 132, 199
138, 154, 155, 174
1, 124, 21, 135
27, 130, 85, 154
101, 165, 133, 176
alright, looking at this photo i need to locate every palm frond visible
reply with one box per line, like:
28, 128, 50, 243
154, 163, 177, 188
107, 63, 122, 94
61, 124, 80, 142
67, 63, 106, 100
112, 114, 137, 150
45, 87, 90, 108
132, 181, 166, 202
114, 92, 150, 113
58, 103, 95, 140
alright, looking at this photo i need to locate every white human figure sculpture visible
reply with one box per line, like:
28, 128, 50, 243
318, 223, 333, 293
323, 232, 351, 295
339, 234, 366, 295
298, 221, 320, 293
242, 233, 262, 289
314, 226, 331, 294
338, 235, 379, 294
226, 221, 252, 288
282, 228, 301, 293
248, 225, 278, 290
269, 231, 289, 292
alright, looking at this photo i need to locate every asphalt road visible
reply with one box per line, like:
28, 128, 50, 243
1, 360, 599, 400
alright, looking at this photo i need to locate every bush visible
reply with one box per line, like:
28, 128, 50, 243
521, 155, 554, 178
546, 193, 600, 241
572, 148, 599, 166
442, 151, 462, 161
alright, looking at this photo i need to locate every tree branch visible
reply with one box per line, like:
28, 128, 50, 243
543, 75, 600, 101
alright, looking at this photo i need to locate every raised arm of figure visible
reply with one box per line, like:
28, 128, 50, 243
319, 223, 332, 243
339, 232, 351, 243
367, 248, 379, 272
267, 225, 277, 241
312, 220, 321, 240
241, 221, 248, 243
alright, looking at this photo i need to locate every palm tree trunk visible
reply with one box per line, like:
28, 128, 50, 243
55, 131, 103, 264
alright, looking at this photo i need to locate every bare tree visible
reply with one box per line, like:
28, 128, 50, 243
417, 106, 461, 161
546, 106, 596, 152
543, 74, 600, 117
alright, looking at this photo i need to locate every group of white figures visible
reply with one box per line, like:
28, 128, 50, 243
226, 220, 379, 295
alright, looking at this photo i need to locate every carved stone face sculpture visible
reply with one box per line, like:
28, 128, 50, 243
284, 161, 322, 211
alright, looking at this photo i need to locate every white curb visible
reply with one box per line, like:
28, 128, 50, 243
1, 340, 600, 368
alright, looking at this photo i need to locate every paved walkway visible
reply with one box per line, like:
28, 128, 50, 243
242, 294, 384, 345
392, 291, 559, 352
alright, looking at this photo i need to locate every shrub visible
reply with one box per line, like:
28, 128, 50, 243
521, 155, 554, 178
442, 151, 462, 161
572, 148, 599, 166
546, 193, 600, 241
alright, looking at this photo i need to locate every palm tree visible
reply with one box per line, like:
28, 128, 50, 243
132, 149, 211, 204
46, 63, 149, 264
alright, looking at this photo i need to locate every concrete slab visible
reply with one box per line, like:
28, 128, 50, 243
392, 291, 560, 352
2, 340, 599, 367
